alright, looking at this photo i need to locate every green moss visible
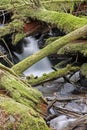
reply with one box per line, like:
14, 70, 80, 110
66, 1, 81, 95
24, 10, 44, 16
42, 0, 75, 13
58, 42, 87, 56
13, 33, 25, 44
0, 69, 42, 109
0, 19, 24, 44
80, 63, 87, 78
0, 0, 12, 9
46, 36, 60, 45
27, 8, 87, 33
0, 95, 49, 130
28, 65, 79, 86
0, 0, 28, 9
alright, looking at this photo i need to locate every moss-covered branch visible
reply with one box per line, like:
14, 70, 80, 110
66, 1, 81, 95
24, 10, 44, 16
0, 19, 25, 44
11, 24, 87, 75
58, 40, 87, 56
28, 65, 79, 86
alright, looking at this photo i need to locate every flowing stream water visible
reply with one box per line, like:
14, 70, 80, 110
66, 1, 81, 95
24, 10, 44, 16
15, 36, 53, 77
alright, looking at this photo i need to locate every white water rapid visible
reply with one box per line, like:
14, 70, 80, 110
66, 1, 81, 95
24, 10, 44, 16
15, 36, 53, 77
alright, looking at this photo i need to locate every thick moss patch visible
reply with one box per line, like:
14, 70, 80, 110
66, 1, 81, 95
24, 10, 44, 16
58, 41, 87, 56
0, 67, 42, 109
0, 95, 49, 130
80, 63, 87, 78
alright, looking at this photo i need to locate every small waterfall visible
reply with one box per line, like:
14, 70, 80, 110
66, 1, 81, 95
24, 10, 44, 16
15, 36, 53, 77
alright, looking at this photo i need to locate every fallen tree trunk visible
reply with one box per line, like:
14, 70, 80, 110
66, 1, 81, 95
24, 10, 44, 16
27, 8, 87, 34
12, 24, 87, 75
0, 64, 43, 110
0, 63, 49, 130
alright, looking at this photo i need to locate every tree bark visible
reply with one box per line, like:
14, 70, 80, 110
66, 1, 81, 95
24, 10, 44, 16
11, 24, 87, 75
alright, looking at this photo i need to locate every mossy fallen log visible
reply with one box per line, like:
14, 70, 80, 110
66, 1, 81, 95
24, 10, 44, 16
11, 24, 87, 75
58, 40, 87, 56
0, 1, 87, 44
12, 1, 87, 34
0, 64, 47, 112
28, 65, 79, 86
28, 8, 87, 34
0, 63, 49, 129
0, 95, 49, 130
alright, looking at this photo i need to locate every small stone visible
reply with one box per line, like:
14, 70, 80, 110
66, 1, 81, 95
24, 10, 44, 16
9, 115, 15, 123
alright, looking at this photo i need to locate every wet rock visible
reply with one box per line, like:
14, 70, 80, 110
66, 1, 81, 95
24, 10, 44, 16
52, 77, 64, 83
65, 101, 87, 113
70, 71, 80, 83
36, 82, 62, 97
38, 33, 51, 49
79, 76, 87, 88
51, 27, 65, 37
60, 83, 76, 95
50, 115, 76, 130
38, 27, 65, 49
0, 44, 7, 54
